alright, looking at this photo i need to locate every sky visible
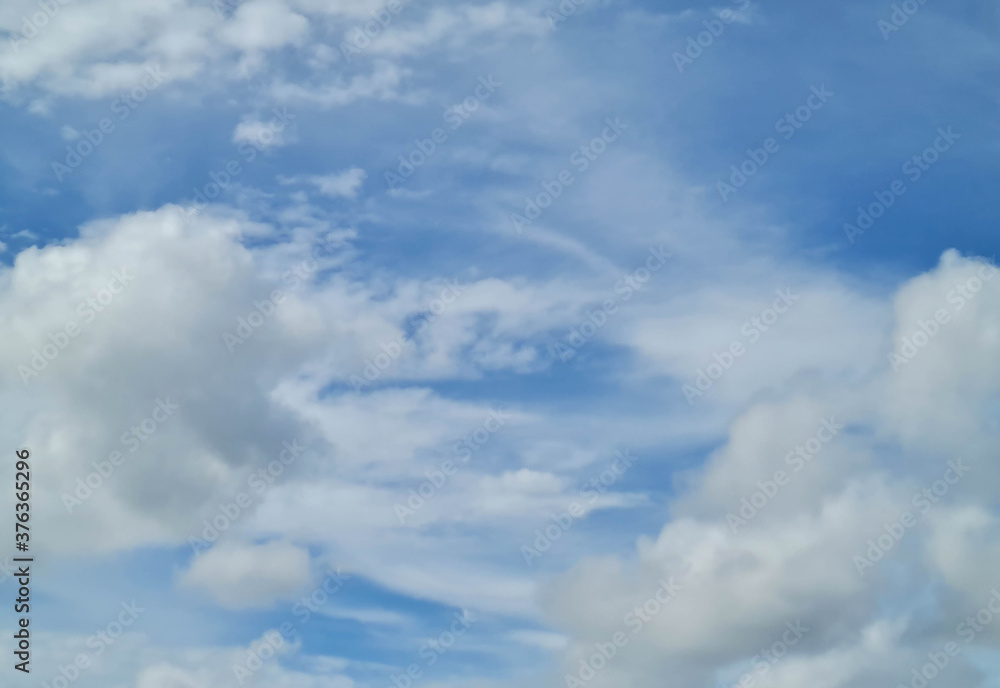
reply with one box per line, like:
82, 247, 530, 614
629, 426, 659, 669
1, 0, 1000, 687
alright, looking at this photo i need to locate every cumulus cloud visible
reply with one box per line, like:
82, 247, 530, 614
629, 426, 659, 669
0, 0, 550, 101
0, 202, 601, 624
178, 540, 312, 609
2, 3, 995, 688
530, 251, 1000, 688
217, 0, 310, 53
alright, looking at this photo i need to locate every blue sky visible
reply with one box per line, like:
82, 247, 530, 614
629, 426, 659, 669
1, 1, 1000, 688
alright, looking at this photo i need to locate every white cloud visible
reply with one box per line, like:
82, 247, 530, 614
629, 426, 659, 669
320, 606, 411, 626
527, 251, 1000, 688
178, 540, 312, 609
0, 202, 611, 626
217, 0, 310, 53
280, 167, 367, 198
361, 3, 550, 58
232, 114, 294, 148
136, 663, 208, 688
0, 5, 995, 681
0, 626, 353, 688
269, 60, 410, 108
0, 0, 550, 103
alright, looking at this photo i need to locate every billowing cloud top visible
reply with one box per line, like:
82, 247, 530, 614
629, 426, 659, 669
1, 1, 999, 687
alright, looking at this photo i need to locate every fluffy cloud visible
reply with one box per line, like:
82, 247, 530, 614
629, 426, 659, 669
531, 251, 1000, 688
2, 3, 997, 687
0, 0, 550, 102
217, 0, 310, 53
0, 202, 606, 624
178, 540, 312, 609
